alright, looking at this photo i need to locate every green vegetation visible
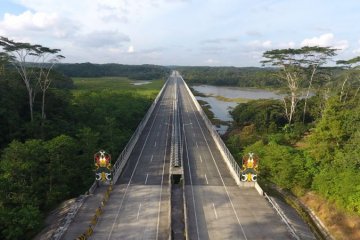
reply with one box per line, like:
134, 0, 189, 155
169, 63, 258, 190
224, 49, 360, 223
0, 39, 165, 240
213, 95, 248, 103
73, 77, 164, 92
55, 63, 170, 80
177, 66, 282, 87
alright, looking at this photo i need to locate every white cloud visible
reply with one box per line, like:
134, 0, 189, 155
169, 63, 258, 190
352, 40, 360, 54
301, 33, 349, 50
0, 10, 78, 40
206, 58, 220, 64
2, 10, 57, 30
248, 40, 272, 49
128, 45, 134, 53
76, 30, 130, 48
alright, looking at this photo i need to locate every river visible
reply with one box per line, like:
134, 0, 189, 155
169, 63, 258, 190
191, 85, 285, 134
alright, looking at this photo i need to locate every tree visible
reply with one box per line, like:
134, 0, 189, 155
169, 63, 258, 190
0, 37, 64, 122
300, 46, 337, 122
261, 46, 337, 125
336, 56, 360, 102
0, 52, 13, 76
261, 48, 305, 125
36, 47, 65, 120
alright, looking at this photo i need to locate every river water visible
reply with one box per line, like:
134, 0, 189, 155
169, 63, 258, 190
192, 85, 284, 134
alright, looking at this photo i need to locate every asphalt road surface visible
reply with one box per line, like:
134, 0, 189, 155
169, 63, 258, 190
63, 71, 295, 239
177, 72, 292, 240
63, 73, 178, 240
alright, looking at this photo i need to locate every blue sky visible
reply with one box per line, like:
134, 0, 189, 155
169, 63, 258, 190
0, 0, 359, 66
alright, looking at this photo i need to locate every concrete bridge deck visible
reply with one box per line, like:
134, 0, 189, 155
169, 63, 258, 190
61, 71, 312, 240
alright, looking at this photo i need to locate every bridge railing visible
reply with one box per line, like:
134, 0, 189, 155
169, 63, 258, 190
179, 76, 242, 184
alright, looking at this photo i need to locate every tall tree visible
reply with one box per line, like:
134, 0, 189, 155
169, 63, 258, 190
261, 46, 337, 125
0, 37, 39, 121
0, 37, 63, 122
261, 48, 305, 125
300, 46, 337, 122
35, 47, 65, 120
336, 56, 360, 102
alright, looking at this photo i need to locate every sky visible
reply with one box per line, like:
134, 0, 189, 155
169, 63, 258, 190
0, 0, 360, 66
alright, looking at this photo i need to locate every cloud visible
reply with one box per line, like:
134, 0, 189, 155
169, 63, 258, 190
246, 30, 262, 37
2, 10, 57, 30
248, 40, 272, 49
301, 33, 349, 50
0, 10, 78, 39
352, 40, 360, 54
202, 37, 238, 44
76, 30, 130, 48
206, 58, 219, 64
201, 46, 226, 54
127, 45, 135, 53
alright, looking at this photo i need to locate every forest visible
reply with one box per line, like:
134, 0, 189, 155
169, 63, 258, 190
221, 47, 360, 238
177, 65, 342, 89
55, 63, 170, 80
0, 37, 166, 239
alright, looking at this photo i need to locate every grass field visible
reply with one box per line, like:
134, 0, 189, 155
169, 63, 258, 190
72, 77, 165, 96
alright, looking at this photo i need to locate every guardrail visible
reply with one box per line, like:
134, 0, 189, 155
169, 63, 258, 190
264, 192, 300, 240
170, 79, 181, 167
179, 76, 242, 184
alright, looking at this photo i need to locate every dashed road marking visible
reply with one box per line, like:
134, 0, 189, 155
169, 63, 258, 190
213, 203, 218, 219
145, 173, 149, 184
137, 203, 142, 220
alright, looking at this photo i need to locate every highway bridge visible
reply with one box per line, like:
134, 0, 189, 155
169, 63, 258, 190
59, 71, 312, 240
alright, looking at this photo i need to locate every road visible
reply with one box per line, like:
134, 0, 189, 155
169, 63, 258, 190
63, 73, 178, 240
177, 72, 292, 240
63, 71, 296, 239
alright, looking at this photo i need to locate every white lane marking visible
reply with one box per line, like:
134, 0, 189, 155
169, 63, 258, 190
157, 132, 159, 137
193, 133, 196, 138
182, 80, 248, 240
145, 173, 149, 184
183, 118, 200, 240
137, 203, 142, 220
107, 82, 166, 240
155, 99, 172, 240
150, 154, 154, 162
154, 141, 157, 147
212, 203, 218, 219
200, 155, 203, 163
196, 141, 199, 148
205, 174, 208, 185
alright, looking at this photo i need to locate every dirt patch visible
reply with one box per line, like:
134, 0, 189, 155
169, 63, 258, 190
300, 192, 360, 240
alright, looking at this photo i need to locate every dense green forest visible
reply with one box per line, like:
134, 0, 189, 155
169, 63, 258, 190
0, 40, 165, 239
223, 48, 360, 221
226, 94, 360, 212
177, 66, 343, 89
177, 66, 282, 87
55, 63, 170, 80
